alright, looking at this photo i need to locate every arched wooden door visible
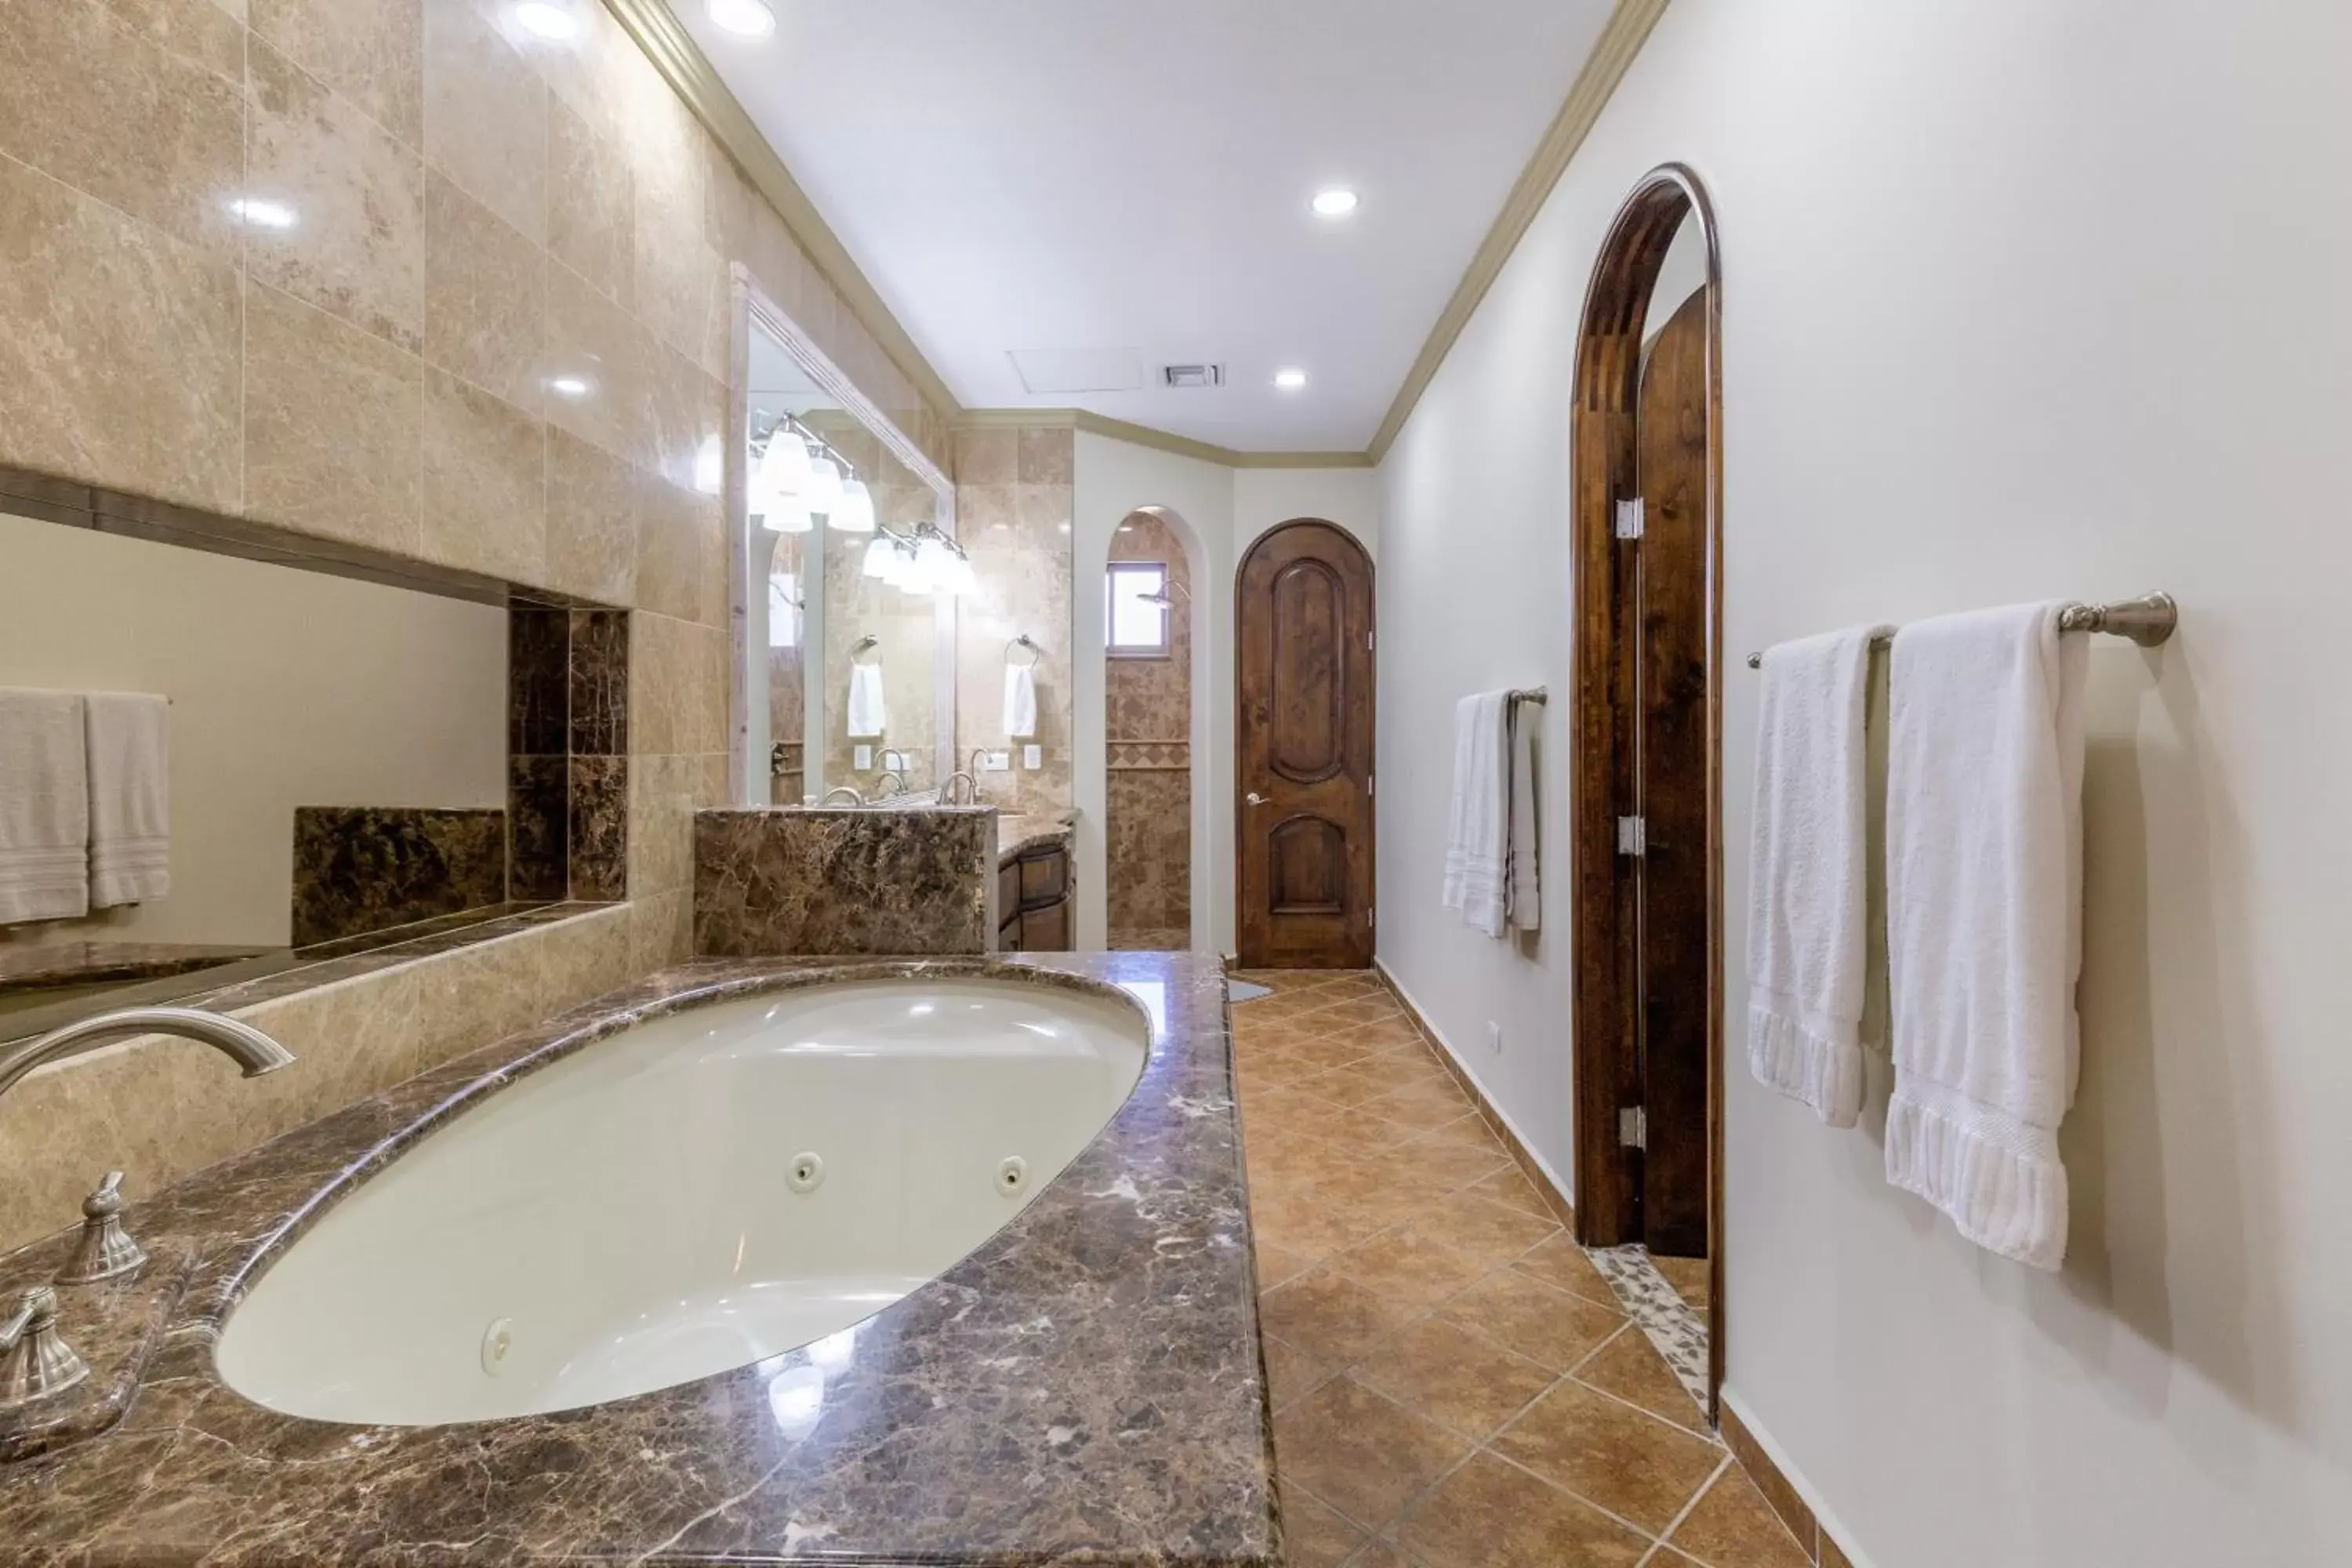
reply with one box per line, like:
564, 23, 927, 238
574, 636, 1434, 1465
1236, 520, 1375, 969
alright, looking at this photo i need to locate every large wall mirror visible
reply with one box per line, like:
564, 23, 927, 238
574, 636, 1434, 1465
733, 278, 958, 806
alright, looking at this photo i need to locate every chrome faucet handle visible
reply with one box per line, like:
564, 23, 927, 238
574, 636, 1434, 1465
55, 1171, 147, 1286
0, 1286, 91, 1408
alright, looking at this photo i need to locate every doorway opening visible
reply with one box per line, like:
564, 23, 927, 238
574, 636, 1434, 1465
1103, 509, 1195, 950
1235, 518, 1376, 970
1568, 164, 1726, 1414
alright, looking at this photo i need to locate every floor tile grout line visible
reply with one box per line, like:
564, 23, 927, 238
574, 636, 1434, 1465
1642, 1451, 1740, 1568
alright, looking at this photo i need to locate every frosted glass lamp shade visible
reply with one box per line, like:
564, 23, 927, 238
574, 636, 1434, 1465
830, 477, 877, 532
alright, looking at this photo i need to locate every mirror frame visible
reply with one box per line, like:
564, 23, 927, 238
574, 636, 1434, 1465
728, 265, 958, 805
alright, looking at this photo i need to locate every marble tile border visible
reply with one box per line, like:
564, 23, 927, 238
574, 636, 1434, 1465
692, 806, 994, 957
506, 601, 631, 902
289, 805, 507, 947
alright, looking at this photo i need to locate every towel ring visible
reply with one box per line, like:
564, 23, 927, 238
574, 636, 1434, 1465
1006, 634, 1041, 668
850, 634, 883, 667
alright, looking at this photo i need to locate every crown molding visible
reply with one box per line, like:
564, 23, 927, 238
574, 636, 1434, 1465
956, 409, 1374, 470
601, 0, 965, 424
1364, 0, 1670, 463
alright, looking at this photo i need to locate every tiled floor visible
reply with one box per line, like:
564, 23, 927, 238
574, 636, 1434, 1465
1230, 971, 1806, 1568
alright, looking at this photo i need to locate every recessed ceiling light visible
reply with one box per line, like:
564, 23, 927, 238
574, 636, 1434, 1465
227, 197, 297, 230
511, 2, 579, 41
1273, 368, 1308, 391
1311, 188, 1359, 218
547, 375, 593, 399
706, 0, 776, 37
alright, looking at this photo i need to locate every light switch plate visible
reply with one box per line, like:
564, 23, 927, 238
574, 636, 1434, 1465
854, 745, 873, 770
983, 750, 1011, 771
1022, 745, 1043, 770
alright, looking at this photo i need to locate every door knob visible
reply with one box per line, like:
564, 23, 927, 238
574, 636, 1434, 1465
1245, 792, 1268, 806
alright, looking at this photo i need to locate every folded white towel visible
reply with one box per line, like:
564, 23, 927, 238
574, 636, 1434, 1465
1442, 691, 1510, 938
1003, 662, 1038, 739
1506, 695, 1540, 932
0, 688, 91, 924
1883, 601, 2087, 1269
85, 691, 170, 908
846, 661, 888, 739
1745, 626, 1890, 1128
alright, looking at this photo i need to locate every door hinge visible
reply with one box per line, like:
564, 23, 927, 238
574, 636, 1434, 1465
1367, 629, 1375, 652
1366, 772, 1374, 798
1614, 497, 1646, 539
1619, 1105, 1647, 1150
1616, 815, 1646, 856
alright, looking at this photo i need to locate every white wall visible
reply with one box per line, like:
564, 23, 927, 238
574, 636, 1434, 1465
1374, 1, 2352, 1563
1071, 437, 1379, 955
0, 513, 509, 947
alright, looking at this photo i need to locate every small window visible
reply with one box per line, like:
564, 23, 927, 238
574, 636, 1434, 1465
1106, 562, 1170, 656
767, 573, 800, 650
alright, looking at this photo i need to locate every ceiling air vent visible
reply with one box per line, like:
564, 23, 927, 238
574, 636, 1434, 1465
1160, 364, 1225, 390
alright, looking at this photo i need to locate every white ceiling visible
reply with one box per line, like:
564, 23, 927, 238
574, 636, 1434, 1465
679, 1, 1617, 452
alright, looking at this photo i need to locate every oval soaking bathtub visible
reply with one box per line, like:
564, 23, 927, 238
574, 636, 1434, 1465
215, 976, 1149, 1425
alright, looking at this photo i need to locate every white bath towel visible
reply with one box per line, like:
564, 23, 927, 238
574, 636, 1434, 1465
0, 688, 91, 924
1003, 662, 1037, 739
1883, 601, 2088, 1270
1505, 695, 1541, 932
1745, 626, 1889, 1128
1441, 690, 1510, 938
847, 662, 887, 739
85, 691, 170, 908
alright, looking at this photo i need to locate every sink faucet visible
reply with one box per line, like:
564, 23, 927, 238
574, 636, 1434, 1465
875, 771, 907, 797
819, 786, 866, 807
942, 771, 982, 805
0, 1007, 295, 1102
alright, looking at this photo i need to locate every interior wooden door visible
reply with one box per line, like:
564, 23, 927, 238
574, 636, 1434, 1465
1635, 288, 1712, 1257
1236, 520, 1375, 969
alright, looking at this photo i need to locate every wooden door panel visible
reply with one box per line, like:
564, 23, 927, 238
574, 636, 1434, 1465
1238, 521, 1375, 969
1637, 288, 1712, 1258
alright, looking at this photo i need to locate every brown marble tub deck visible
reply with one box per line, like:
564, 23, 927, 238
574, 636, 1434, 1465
0, 952, 1275, 1567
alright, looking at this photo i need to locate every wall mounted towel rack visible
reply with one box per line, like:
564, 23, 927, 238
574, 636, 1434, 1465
849, 634, 882, 666
1006, 634, 1041, 667
1742, 591, 2176, 670
1509, 687, 1548, 704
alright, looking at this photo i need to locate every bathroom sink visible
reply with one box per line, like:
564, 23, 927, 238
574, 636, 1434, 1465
213, 978, 1147, 1425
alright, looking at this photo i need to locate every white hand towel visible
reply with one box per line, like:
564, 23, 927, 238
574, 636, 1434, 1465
85, 691, 170, 908
1003, 662, 1038, 739
1745, 626, 1889, 1127
1505, 695, 1541, 932
846, 662, 887, 739
0, 688, 91, 924
1441, 691, 1510, 938
1883, 601, 2087, 1270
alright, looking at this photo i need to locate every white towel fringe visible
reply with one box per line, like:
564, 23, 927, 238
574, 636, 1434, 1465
1884, 1073, 2068, 1271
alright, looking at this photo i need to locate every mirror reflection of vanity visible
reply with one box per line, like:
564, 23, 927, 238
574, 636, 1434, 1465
735, 293, 959, 807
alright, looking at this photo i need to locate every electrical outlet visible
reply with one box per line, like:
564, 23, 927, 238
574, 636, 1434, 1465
1023, 744, 1043, 770
854, 745, 873, 770
982, 750, 1011, 772
1486, 1021, 1503, 1054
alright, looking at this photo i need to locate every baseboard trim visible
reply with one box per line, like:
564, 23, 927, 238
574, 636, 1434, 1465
1718, 1388, 1868, 1568
1373, 958, 1576, 1230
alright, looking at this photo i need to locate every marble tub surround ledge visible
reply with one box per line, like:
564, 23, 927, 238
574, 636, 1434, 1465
0, 953, 1277, 1568
693, 805, 996, 956
996, 808, 1076, 862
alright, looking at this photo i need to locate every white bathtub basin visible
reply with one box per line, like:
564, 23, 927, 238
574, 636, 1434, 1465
215, 977, 1149, 1425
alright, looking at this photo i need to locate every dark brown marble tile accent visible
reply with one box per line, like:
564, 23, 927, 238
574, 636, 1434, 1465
507, 603, 568, 754
0, 944, 269, 995
289, 806, 506, 947
506, 753, 568, 902
567, 607, 627, 756
0, 953, 1276, 1568
566, 754, 627, 901
693, 808, 993, 957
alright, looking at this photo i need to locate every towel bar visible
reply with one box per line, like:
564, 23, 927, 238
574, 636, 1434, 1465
1742, 591, 2176, 670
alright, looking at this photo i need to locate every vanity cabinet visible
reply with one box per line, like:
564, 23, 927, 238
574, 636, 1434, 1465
998, 840, 1074, 953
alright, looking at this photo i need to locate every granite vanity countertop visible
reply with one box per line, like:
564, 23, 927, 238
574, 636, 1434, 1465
0, 951, 1273, 1567
996, 809, 1076, 862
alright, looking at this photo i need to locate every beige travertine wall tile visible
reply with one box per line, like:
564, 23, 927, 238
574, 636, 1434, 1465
954, 435, 1074, 816
250, 0, 423, 149
648, 339, 724, 499
544, 256, 654, 466
0, 154, 242, 513
0, 0, 244, 256
549, 96, 633, 309
245, 37, 426, 350
421, 366, 543, 581
630, 611, 728, 757
423, 170, 546, 414
628, 887, 692, 974
636, 469, 717, 626
420, 0, 546, 247
543, 425, 640, 604
633, 173, 726, 379
97, 0, 249, 79
628, 752, 699, 896
955, 428, 1018, 485
244, 276, 423, 554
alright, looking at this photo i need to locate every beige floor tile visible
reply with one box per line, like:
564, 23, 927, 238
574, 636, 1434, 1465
1261, 1334, 1336, 1414
1279, 1484, 1370, 1568
1399, 1450, 1651, 1568
1440, 1269, 1624, 1372
1259, 1266, 1422, 1369
1352, 1315, 1560, 1441
1345, 1539, 1412, 1568
1254, 1240, 1312, 1291
1667, 1462, 1813, 1568
1573, 1324, 1710, 1434
1465, 1163, 1559, 1220
1511, 1232, 1625, 1309
1408, 1190, 1562, 1269
1491, 1381, 1724, 1534
1274, 1377, 1472, 1533
1324, 1227, 1494, 1312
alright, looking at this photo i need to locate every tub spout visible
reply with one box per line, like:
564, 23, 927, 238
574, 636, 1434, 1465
0, 1007, 296, 1102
